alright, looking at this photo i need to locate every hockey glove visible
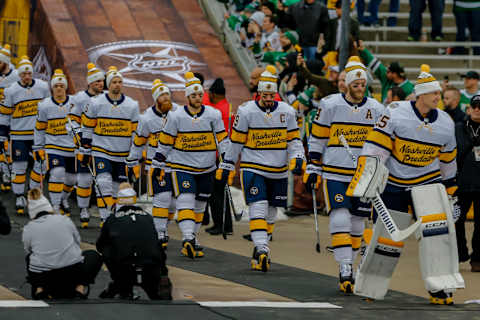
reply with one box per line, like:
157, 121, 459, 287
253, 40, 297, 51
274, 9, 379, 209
215, 160, 236, 185
78, 146, 91, 167
151, 153, 167, 182
303, 164, 322, 192
289, 157, 306, 175
32, 149, 45, 162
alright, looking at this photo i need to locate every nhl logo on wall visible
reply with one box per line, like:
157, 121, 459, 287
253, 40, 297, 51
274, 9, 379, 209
87, 40, 212, 91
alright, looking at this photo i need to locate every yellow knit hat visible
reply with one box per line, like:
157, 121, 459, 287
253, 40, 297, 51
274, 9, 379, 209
106, 66, 123, 88
86, 62, 105, 84
50, 69, 68, 89
258, 65, 278, 93
17, 55, 33, 74
152, 79, 170, 101
184, 72, 203, 97
0, 44, 11, 65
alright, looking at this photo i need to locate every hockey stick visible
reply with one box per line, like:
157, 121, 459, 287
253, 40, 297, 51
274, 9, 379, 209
67, 117, 109, 210
222, 184, 228, 240
312, 187, 321, 253
338, 134, 420, 242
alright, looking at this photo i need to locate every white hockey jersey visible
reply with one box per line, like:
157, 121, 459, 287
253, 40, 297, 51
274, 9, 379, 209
0, 79, 50, 140
82, 93, 139, 162
129, 103, 179, 167
308, 93, 384, 182
0, 68, 20, 102
224, 100, 305, 179
34, 96, 76, 157
69, 90, 97, 129
156, 105, 230, 174
362, 101, 457, 189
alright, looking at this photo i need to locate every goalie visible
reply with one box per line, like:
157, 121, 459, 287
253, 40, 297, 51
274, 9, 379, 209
348, 70, 464, 304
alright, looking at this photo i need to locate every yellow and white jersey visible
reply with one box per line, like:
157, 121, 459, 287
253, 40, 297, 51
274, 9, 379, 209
156, 105, 230, 175
225, 100, 305, 179
0, 68, 20, 102
34, 96, 76, 157
308, 93, 384, 182
129, 103, 179, 167
0, 79, 50, 140
69, 90, 98, 129
362, 101, 457, 189
82, 93, 139, 162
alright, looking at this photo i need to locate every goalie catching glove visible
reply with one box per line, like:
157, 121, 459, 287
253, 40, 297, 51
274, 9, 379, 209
215, 160, 235, 185
303, 164, 322, 192
346, 155, 389, 199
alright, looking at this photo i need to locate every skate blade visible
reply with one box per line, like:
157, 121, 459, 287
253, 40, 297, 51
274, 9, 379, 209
430, 297, 454, 305
340, 281, 354, 294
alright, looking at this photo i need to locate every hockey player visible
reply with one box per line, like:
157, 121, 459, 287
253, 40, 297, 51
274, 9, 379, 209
303, 61, 384, 292
34, 69, 76, 215
0, 44, 20, 192
69, 63, 105, 228
151, 72, 230, 259
126, 79, 179, 248
349, 71, 463, 304
80, 66, 139, 227
217, 65, 305, 272
0, 56, 50, 215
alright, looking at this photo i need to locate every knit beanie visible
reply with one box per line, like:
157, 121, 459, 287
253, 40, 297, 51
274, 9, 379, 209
297, 87, 315, 107
283, 30, 299, 45
17, 56, 33, 74
184, 72, 204, 97
250, 11, 265, 27
51, 69, 68, 89
257, 65, 278, 93
0, 44, 11, 65
414, 72, 442, 97
345, 61, 367, 85
106, 66, 123, 88
116, 182, 137, 210
27, 188, 53, 219
152, 79, 170, 102
86, 62, 105, 84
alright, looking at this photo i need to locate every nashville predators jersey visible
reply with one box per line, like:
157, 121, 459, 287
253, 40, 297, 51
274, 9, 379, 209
34, 96, 76, 157
0, 68, 20, 102
225, 100, 305, 179
156, 105, 230, 174
0, 79, 50, 140
69, 90, 98, 129
308, 93, 384, 182
129, 103, 179, 166
362, 101, 457, 189
82, 93, 139, 162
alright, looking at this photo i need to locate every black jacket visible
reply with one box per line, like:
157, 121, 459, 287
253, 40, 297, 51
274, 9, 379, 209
287, 0, 329, 47
455, 117, 480, 193
96, 206, 165, 266
445, 105, 466, 124
0, 202, 10, 235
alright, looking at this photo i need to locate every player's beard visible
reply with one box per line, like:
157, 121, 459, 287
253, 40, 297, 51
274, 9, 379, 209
160, 100, 172, 113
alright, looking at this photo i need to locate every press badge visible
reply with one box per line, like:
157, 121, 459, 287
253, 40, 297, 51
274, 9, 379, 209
474, 146, 480, 162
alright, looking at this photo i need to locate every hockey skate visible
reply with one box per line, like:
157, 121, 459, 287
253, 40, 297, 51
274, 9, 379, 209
60, 198, 71, 216
80, 208, 89, 228
339, 264, 354, 294
429, 291, 454, 305
15, 195, 26, 215
194, 239, 204, 258
158, 236, 169, 250
181, 239, 196, 259
251, 247, 270, 272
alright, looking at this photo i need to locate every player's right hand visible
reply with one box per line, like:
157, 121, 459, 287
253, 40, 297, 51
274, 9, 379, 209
215, 161, 235, 185
32, 149, 45, 162
303, 164, 322, 192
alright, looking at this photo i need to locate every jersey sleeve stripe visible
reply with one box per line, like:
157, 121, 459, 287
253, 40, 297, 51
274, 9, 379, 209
231, 128, 247, 144
159, 132, 175, 146
35, 121, 47, 130
439, 148, 457, 163
287, 128, 300, 141
216, 130, 228, 142
367, 129, 393, 151
311, 123, 330, 139
133, 135, 148, 147
0, 106, 13, 115
81, 114, 97, 128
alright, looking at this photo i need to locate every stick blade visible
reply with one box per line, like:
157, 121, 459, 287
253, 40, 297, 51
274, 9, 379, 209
390, 219, 422, 242
316, 243, 321, 253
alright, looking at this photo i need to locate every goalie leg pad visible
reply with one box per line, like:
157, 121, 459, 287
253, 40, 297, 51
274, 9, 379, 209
411, 183, 465, 293
354, 209, 412, 300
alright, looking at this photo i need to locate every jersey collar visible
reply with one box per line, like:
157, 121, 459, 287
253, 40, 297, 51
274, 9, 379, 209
255, 100, 278, 113
85, 90, 95, 97
18, 79, 35, 89
152, 105, 167, 117
184, 105, 205, 118
51, 95, 69, 106
106, 93, 125, 105
411, 101, 438, 123
1, 68, 12, 77
342, 93, 367, 108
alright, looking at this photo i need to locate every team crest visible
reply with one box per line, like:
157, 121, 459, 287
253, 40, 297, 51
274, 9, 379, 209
52, 158, 59, 166
159, 179, 166, 187
182, 181, 191, 189
15, 149, 21, 157
250, 186, 259, 195
334, 194, 344, 203
97, 161, 105, 170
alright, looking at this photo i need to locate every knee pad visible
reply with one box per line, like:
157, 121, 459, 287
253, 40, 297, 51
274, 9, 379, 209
169, 197, 176, 213
153, 191, 172, 209
176, 193, 195, 211
112, 181, 120, 198
96, 173, 112, 195
351, 215, 365, 236
266, 206, 277, 224
64, 172, 76, 187
194, 200, 207, 213
329, 208, 352, 234
249, 200, 268, 220
12, 161, 28, 174
77, 173, 92, 187
49, 166, 66, 182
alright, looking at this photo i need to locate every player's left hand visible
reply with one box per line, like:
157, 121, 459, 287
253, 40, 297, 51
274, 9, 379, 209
289, 158, 305, 175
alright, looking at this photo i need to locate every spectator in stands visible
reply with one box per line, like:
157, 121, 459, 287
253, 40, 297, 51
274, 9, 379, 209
261, 1, 276, 16
262, 30, 300, 66
23, 188, 102, 299
0, 201, 10, 235
454, 94, 480, 272
225, 3, 256, 33
443, 87, 466, 124
357, 40, 414, 103
452, 0, 480, 55
240, 11, 265, 51
460, 71, 480, 112
408, 0, 444, 41
357, 0, 400, 27
385, 86, 406, 105
338, 70, 347, 93
287, 0, 330, 60
297, 53, 338, 98
253, 15, 282, 60
323, 0, 360, 53
203, 79, 233, 236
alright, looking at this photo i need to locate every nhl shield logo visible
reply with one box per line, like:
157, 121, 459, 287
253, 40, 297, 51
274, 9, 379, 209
87, 40, 213, 91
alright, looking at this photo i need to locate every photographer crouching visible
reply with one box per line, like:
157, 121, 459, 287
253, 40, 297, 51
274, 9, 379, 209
97, 183, 172, 300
